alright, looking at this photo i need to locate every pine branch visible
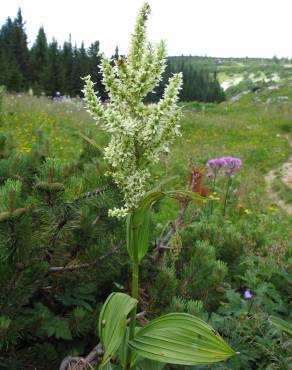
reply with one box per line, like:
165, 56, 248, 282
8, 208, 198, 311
48, 187, 108, 254
74, 187, 108, 203
49, 263, 91, 273
49, 244, 120, 273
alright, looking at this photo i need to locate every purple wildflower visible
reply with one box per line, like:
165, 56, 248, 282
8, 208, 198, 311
206, 156, 242, 176
244, 290, 253, 299
207, 172, 214, 178
221, 156, 242, 176
206, 158, 226, 169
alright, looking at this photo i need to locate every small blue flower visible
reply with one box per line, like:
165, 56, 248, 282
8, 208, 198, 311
244, 290, 253, 299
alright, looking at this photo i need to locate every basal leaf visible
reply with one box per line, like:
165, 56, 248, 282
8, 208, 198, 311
98, 292, 137, 366
129, 313, 236, 365
135, 358, 166, 370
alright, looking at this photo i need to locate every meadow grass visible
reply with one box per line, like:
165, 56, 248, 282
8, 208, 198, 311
272, 178, 292, 204
2, 93, 291, 222
150, 100, 291, 231
1, 94, 107, 161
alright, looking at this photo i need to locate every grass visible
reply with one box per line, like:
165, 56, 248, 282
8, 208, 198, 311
1, 92, 291, 224
150, 100, 291, 229
1, 94, 106, 161
272, 178, 292, 205
160, 101, 291, 189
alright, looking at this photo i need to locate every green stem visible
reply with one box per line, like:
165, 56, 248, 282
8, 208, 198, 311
210, 172, 217, 216
223, 176, 232, 216
247, 298, 254, 316
125, 262, 139, 370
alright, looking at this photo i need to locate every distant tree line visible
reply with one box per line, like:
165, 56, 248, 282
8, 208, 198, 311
0, 9, 225, 103
151, 56, 225, 102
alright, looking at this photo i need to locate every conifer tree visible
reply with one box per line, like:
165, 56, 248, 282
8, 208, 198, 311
43, 39, 64, 96
13, 8, 29, 84
29, 26, 48, 93
71, 42, 89, 96
88, 41, 106, 100
0, 17, 24, 90
62, 35, 74, 95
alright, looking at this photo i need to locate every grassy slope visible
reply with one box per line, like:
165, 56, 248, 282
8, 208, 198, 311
1, 94, 105, 161
2, 92, 291, 212
153, 101, 291, 230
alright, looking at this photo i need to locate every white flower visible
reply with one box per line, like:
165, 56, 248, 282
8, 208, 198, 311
83, 3, 183, 217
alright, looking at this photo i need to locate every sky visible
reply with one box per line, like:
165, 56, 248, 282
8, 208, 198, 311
1, 0, 292, 59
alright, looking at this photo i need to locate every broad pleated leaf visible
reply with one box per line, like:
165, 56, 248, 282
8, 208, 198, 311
129, 313, 236, 365
135, 359, 166, 370
119, 328, 165, 369
98, 293, 137, 366
127, 190, 202, 263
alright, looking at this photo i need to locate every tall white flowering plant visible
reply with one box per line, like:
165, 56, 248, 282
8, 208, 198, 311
83, 3, 182, 218
81, 3, 235, 370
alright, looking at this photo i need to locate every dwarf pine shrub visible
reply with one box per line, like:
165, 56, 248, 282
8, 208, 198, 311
0, 132, 128, 368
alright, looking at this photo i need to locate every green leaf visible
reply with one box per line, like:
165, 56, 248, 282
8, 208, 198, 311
78, 131, 103, 153
43, 318, 72, 340
129, 313, 236, 365
99, 362, 122, 370
98, 292, 137, 366
127, 190, 202, 263
151, 176, 178, 192
118, 327, 130, 369
126, 208, 151, 263
269, 316, 292, 336
55, 319, 72, 340
119, 327, 142, 368
135, 359, 166, 370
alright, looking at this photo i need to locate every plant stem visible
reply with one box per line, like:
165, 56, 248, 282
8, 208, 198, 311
210, 171, 217, 216
125, 262, 139, 370
247, 298, 254, 316
223, 176, 232, 216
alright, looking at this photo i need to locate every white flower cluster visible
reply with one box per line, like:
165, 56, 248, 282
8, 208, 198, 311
83, 3, 183, 217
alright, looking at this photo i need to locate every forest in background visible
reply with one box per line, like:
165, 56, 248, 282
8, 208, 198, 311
0, 9, 225, 102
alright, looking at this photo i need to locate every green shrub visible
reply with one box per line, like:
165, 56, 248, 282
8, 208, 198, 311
0, 132, 129, 368
147, 236, 228, 314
